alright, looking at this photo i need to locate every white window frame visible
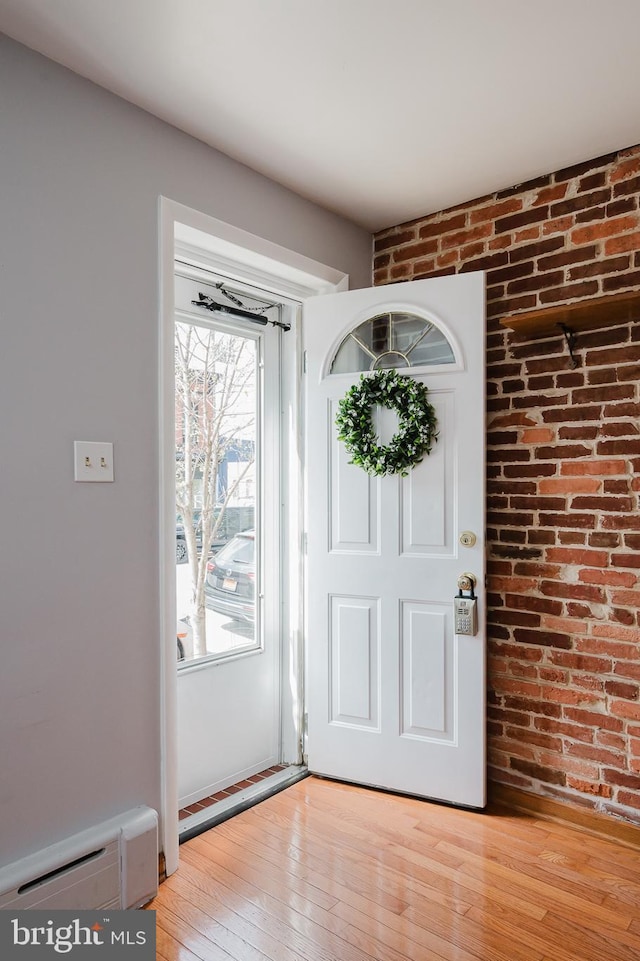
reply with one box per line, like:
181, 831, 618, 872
159, 197, 348, 875
174, 273, 276, 672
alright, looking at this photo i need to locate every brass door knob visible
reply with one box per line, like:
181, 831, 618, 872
457, 572, 477, 594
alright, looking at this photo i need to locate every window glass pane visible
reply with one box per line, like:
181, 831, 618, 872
330, 311, 455, 373
175, 320, 259, 665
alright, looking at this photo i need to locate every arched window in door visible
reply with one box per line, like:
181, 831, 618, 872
330, 311, 455, 374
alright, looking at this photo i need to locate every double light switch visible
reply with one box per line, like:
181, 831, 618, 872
74, 441, 114, 482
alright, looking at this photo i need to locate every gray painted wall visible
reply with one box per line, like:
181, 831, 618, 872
0, 35, 371, 867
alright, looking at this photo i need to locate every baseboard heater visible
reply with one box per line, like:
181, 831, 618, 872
0, 806, 158, 910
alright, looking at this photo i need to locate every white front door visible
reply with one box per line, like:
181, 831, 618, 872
304, 272, 486, 808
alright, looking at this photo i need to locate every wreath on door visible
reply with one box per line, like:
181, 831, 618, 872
335, 369, 438, 477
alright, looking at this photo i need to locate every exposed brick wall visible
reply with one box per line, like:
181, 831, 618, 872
374, 145, 640, 823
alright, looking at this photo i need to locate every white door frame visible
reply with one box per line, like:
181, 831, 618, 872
158, 197, 348, 875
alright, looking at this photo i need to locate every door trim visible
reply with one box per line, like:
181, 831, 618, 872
158, 197, 348, 876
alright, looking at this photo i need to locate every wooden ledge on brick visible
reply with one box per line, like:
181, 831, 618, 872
499, 289, 640, 339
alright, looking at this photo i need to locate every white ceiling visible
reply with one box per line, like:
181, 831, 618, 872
2, 0, 640, 232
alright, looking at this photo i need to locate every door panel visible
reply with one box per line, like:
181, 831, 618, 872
401, 601, 450, 737
330, 595, 380, 728
401, 391, 452, 552
305, 272, 486, 808
330, 407, 379, 552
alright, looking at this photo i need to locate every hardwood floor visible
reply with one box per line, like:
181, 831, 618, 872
149, 775, 640, 961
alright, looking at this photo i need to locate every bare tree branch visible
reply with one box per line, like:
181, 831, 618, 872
175, 321, 257, 657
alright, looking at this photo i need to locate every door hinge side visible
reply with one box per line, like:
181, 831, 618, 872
302, 712, 308, 761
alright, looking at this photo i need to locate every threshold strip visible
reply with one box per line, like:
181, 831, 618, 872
178, 764, 308, 843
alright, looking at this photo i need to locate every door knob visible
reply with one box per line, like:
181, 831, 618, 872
457, 572, 476, 595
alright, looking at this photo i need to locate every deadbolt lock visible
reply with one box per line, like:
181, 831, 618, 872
459, 530, 477, 548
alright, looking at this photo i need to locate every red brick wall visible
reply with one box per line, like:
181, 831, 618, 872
374, 145, 640, 822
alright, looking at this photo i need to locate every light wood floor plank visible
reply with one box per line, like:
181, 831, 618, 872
157, 884, 317, 961
429, 826, 613, 907
330, 895, 528, 961
148, 775, 640, 961
178, 850, 353, 944
250, 786, 548, 922
156, 924, 207, 961
157, 907, 238, 961
174, 865, 412, 961
189, 826, 404, 931
218, 810, 475, 921
176, 847, 379, 961
217, 809, 455, 918
435, 839, 634, 932
197, 816, 412, 915
464, 904, 640, 961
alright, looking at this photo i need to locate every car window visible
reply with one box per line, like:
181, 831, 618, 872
215, 535, 254, 566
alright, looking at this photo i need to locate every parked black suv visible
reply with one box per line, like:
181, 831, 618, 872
204, 530, 255, 623
176, 506, 254, 563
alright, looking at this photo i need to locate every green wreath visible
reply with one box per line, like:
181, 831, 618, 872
335, 369, 438, 477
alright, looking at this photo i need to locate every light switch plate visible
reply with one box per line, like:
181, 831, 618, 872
74, 441, 114, 482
